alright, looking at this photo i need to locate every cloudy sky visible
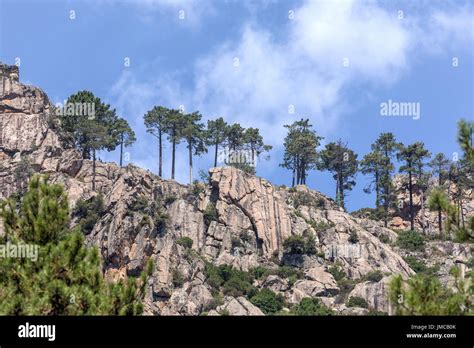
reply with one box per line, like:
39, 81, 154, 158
1, 0, 472, 211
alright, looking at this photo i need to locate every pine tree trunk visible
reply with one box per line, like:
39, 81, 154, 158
438, 208, 442, 234
92, 149, 96, 191
292, 167, 295, 187
214, 141, 218, 167
159, 130, 162, 177
171, 132, 176, 180
119, 134, 123, 167
189, 139, 193, 185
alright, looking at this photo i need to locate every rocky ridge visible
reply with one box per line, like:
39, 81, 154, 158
0, 64, 471, 315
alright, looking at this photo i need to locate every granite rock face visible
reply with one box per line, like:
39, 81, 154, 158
1, 63, 471, 315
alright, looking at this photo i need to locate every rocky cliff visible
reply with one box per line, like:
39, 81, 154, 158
0, 63, 471, 315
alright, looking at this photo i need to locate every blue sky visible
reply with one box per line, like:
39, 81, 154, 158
1, 0, 473, 211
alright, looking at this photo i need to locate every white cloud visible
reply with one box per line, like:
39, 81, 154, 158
107, 0, 473, 179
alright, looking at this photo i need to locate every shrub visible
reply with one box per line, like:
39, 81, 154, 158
250, 288, 285, 314
203, 202, 218, 225
283, 233, 317, 256
73, 195, 106, 234
291, 191, 325, 209
231, 236, 242, 250
467, 257, 474, 269
249, 266, 269, 280
347, 296, 368, 309
328, 264, 346, 282
239, 230, 252, 244
290, 297, 333, 316
164, 195, 177, 205
348, 231, 359, 244
396, 230, 425, 251
365, 270, 383, 283
177, 236, 193, 249
403, 256, 440, 276
204, 263, 256, 297
276, 266, 303, 279
379, 234, 390, 244
129, 195, 149, 212
172, 269, 184, 288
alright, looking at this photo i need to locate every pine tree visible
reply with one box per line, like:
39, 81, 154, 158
206, 117, 228, 167
372, 133, 401, 227
318, 140, 358, 210
163, 109, 186, 180
360, 151, 384, 209
0, 175, 152, 315
144, 106, 169, 177
61, 91, 120, 190
181, 111, 207, 184
429, 153, 450, 186
280, 119, 322, 186
389, 270, 472, 315
397, 142, 431, 231
113, 118, 136, 167
428, 187, 450, 234
243, 127, 272, 168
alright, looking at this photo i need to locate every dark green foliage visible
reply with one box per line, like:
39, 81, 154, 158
397, 142, 431, 230
290, 297, 334, 316
1, 175, 69, 245
164, 195, 177, 205
143, 106, 169, 177
249, 266, 269, 280
328, 264, 346, 282
249, 288, 285, 314
176, 236, 193, 249
283, 233, 317, 256
0, 176, 151, 315
318, 140, 358, 210
348, 231, 359, 244
129, 195, 149, 212
365, 270, 383, 283
396, 230, 425, 251
73, 195, 106, 234
347, 296, 368, 309
403, 256, 440, 276
172, 269, 185, 288
467, 257, 474, 269
203, 202, 218, 225
203, 263, 256, 298
280, 119, 323, 186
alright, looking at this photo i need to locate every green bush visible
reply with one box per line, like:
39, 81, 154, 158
250, 288, 285, 314
203, 202, 218, 225
283, 233, 317, 256
467, 257, 474, 269
164, 195, 177, 205
365, 270, 383, 283
291, 191, 325, 209
348, 231, 359, 244
403, 256, 440, 276
129, 195, 149, 212
347, 296, 368, 309
328, 264, 346, 282
249, 266, 269, 280
396, 230, 425, 251
172, 269, 184, 288
177, 236, 193, 249
290, 297, 334, 316
204, 263, 256, 297
73, 195, 106, 234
